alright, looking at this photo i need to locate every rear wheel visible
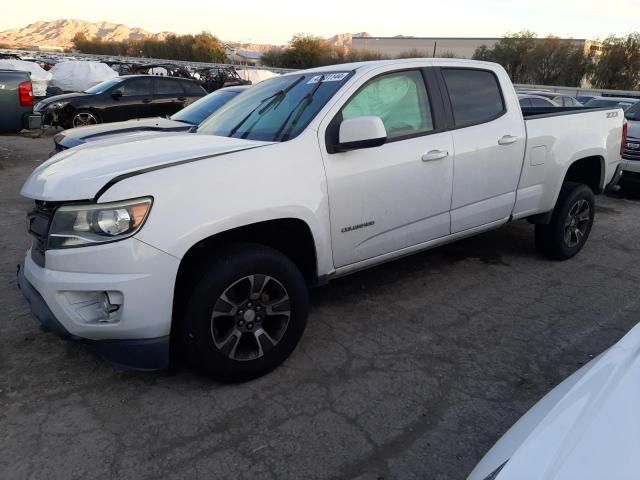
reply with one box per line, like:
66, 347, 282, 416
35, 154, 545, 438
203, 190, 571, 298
180, 244, 308, 383
535, 182, 595, 260
71, 110, 100, 128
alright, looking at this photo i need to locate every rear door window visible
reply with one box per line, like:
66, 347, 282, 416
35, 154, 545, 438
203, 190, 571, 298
156, 78, 185, 95
184, 81, 205, 95
342, 70, 434, 140
121, 77, 152, 97
441, 68, 505, 127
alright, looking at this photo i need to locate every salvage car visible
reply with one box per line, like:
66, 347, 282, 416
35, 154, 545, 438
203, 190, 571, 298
34, 75, 207, 128
0, 70, 41, 132
51, 85, 249, 153
18, 59, 624, 382
583, 96, 638, 111
619, 101, 640, 191
517, 94, 559, 108
520, 91, 582, 107
468, 322, 640, 480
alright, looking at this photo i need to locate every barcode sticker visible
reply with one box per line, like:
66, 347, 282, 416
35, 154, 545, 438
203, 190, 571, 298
307, 72, 349, 84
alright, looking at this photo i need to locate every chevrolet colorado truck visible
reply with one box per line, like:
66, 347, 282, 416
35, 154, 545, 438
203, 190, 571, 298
18, 59, 625, 382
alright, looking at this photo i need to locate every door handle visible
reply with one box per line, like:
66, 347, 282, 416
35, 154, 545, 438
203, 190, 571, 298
178, 96, 187, 101
498, 135, 519, 145
422, 150, 449, 162
142, 98, 152, 103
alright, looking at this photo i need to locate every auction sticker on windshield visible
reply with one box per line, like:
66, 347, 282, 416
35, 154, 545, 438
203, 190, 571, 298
307, 72, 350, 84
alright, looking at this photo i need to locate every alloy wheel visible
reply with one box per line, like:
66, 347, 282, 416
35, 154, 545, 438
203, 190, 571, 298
72, 112, 98, 127
210, 274, 291, 361
563, 199, 590, 248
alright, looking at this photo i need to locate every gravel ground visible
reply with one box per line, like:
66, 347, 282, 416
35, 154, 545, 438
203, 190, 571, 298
1, 133, 639, 480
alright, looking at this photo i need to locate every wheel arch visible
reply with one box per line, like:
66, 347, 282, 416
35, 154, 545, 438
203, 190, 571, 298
563, 155, 605, 194
171, 217, 320, 339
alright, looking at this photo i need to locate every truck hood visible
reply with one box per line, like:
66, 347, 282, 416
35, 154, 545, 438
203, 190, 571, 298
470, 322, 640, 480
54, 117, 189, 149
21, 132, 273, 201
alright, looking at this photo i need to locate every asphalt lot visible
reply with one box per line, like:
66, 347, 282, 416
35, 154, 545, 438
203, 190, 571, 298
1, 133, 639, 480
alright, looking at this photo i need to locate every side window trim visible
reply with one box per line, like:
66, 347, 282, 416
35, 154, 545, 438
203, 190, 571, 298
436, 67, 507, 130
325, 67, 447, 154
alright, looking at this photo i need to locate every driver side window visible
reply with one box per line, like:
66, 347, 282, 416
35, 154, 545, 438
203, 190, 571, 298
342, 70, 434, 140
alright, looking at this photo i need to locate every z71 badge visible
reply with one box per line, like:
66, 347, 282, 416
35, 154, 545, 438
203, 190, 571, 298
606, 111, 619, 118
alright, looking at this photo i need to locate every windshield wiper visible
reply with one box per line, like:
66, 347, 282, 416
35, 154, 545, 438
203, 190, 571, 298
272, 75, 325, 142
228, 76, 305, 137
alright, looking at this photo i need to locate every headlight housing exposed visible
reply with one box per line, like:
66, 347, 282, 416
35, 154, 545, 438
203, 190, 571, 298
49, 101, 69, 110
48, 197, 152, 249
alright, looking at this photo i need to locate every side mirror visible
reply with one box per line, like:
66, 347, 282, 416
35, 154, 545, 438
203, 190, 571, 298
111, 90, 123, 100
336, 116, 387, 152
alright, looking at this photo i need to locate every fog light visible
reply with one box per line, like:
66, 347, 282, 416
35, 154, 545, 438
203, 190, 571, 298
100, 292, 119, 314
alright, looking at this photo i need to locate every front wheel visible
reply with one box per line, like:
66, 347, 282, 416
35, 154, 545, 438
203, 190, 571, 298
180, 244, 308, 383
535, 182, 595, 260
71, 110, 100, 128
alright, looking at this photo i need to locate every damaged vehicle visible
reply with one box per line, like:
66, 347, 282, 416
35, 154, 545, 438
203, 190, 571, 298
18, 59, 624, 382
34, 75, 206, 128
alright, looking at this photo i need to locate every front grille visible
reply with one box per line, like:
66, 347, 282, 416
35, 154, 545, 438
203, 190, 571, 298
27, 201, 58, 267
623, 137, 640, 161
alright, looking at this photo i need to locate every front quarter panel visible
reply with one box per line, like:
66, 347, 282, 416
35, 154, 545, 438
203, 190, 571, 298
98, 130, 334, 277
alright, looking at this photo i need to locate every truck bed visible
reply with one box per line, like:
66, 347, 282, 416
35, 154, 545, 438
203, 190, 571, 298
521, 106, 611, 119
513, 105, 624, 220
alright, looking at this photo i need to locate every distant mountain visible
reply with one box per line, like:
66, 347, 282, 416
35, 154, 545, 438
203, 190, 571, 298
0, 19, 172, 49
0, 19, 371, 53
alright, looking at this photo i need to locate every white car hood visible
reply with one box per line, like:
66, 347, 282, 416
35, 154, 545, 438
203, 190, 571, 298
470, 322, 640, 480
21, 132, 272, 201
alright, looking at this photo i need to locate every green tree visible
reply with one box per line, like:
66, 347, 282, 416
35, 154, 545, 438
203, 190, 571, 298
261, 47, 287, 67
191, 32, 226, 62
281, 34, 334, 69
590, 33, 640, 89
526, 36, 590, 86
486, 31, 536, 82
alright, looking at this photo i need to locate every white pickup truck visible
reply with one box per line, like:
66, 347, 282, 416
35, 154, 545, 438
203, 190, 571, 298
18, 59, 625, 382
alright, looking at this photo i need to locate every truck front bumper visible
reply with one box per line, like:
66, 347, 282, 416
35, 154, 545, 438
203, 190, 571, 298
17, 238, 180, 370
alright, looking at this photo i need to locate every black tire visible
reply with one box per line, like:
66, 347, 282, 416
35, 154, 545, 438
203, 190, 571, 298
180, 243, 308, 383
69, 109, 101, 128
535, 181, 595, 260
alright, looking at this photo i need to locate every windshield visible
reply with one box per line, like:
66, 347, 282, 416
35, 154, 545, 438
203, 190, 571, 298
84, 77, 124, 94
171, 89, 243, 125
625, 101, 640, 121
197, 71, 353, 142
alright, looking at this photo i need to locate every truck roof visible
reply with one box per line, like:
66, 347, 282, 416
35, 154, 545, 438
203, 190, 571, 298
281, 58, 501, 76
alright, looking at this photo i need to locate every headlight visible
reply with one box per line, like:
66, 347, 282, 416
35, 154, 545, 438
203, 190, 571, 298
48, 197, 152, 249
49, 101, 69, 110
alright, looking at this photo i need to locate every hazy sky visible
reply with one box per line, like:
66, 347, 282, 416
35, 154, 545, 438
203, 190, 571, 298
2, 0, 639, 44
